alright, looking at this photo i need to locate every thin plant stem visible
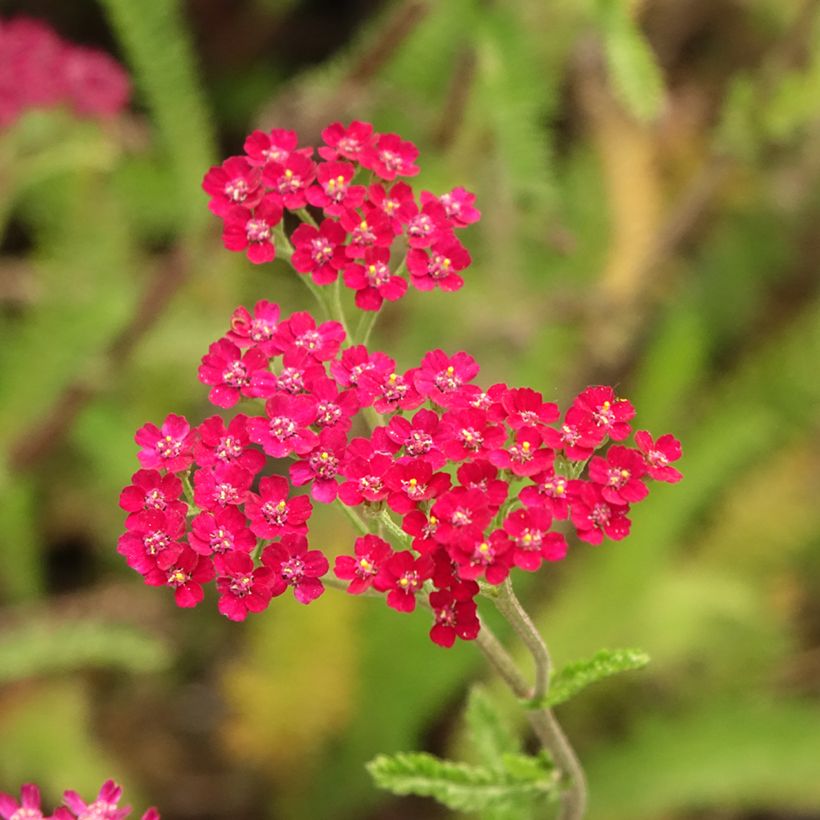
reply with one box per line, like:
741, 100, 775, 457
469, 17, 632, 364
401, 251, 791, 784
355, 308, 382, 347
332, 275, 351, 339
335, 499, 371, 536
380, 510, 411, 546
493, 577, 550, 700
484, 580, 588, 819
274, 224, 328, 317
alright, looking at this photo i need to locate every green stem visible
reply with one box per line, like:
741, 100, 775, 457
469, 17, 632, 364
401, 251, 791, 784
332, 275, 351, 339
274, 224, 328, 317
380, 510, 411, 546
482, 580, 588, 819
335, 499, 371, 536
355, 308, 382, 347
295, 208, 319, 228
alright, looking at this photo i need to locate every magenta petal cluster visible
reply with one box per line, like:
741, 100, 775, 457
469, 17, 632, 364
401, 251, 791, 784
119, 119, 683, 650
0, 781, 158, 820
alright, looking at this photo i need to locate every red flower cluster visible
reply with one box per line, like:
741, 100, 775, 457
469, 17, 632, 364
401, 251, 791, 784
0, 781, 158, 820
0, 17, 130, 128
202, 121, 480, 307
120, 300, 682, 647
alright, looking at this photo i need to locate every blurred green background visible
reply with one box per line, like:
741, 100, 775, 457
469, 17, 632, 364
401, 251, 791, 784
2, 0, 820, 817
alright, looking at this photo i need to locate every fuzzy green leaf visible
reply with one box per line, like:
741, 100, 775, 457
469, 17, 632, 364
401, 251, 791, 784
465, 685, 520, 768
97, 0, 214, 231
596, 0, 665, 122
366, 751, 557, 812
530, 649, 650, 709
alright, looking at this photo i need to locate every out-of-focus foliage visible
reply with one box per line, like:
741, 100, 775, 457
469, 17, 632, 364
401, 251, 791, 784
1, 0, 820, 818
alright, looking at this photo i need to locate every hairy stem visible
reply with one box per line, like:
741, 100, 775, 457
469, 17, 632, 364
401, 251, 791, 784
274, 224, 328, 317
479, 584, 588, 819
334, 499, 371, 536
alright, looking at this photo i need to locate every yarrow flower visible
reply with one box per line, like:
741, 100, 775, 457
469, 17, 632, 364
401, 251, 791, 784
0, 17, 130, 128
117, 119, 683, 651
0, 781, 159, 820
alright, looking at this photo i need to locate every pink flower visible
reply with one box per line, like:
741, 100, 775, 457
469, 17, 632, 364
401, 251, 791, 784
202, 156, 263, 216
134, 413, 195, 473
188, 507, 256, 556
453, 529, 513, 585
192, 464, 253, 510
519, 466, 570, 519
198, 338, 277, 408
144, 547, 214, 608
319, 120, 374, 161
118, 510, 185, 574
402, 509, 441, 554
436, 408, 505, 462
339, 207, 395, 258
290, 219, 348, 284
384, 460, 451, 515
306, 161, 366, 215
343, 247, 408, 311
244, 127, 299, 166
634, 431, 683, 483
246, 393, 318, 458
289, 429, 347, 502
63, 779, 130, 820
194, 415, 266, 475
262, 153, 316, 209
404, 199, 450, 248
244, 475, 313, 539
0, 783, 51, 820
431, 488, 494, 547
334, 534, 393, 594
366, 181, 417, 230
407, 236, 470, 292
361, 133, 420, 180
337, 450, 392, 506
542, 406, 603, 461
423, 186, 481, 228
374, 551, 434, 612
119, 470, 186, 529
262, 534, 329, 604
305, 375, 359, 432
215, 551, 280, 621
456, 460, 509, 510
569, 482, 631, 545
488, 427, 552, 477
588, 445, 648, 505
385, 408, 445, 467
428, 581, 480, 647
573, 386, 635, 442
227, 300, 281, 353
496, 387, 559, 429
368, 369, 425, 415
62, 47, 130, 118
415, 350, 479, 407
222, 198, 283, 264
330, 345, 394, 392
503, 508, 567, 571
272, 312, 346, 361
